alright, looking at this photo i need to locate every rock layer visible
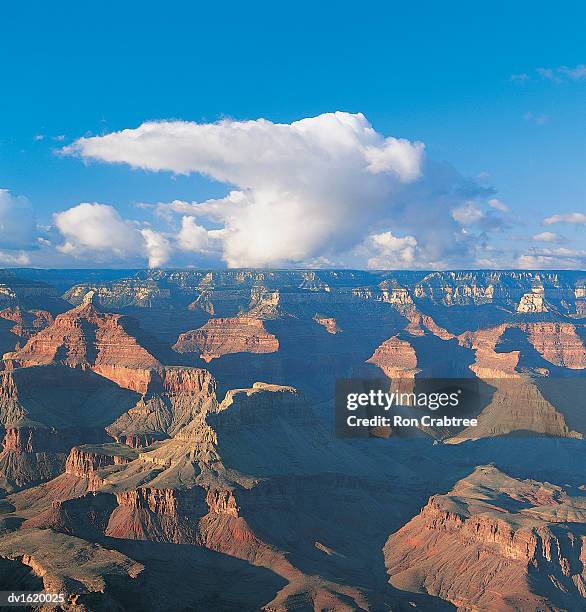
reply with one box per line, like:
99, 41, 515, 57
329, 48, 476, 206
384, 465, 586, 611
173, 316, 279, 362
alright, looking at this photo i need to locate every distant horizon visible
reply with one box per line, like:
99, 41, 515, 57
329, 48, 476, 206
3, 267, 585, 275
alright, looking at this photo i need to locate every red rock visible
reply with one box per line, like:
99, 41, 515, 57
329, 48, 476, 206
522, 322, 586, 369
173, 316, 279, 362
384, 465, 586, 610
3, 299, 161, 391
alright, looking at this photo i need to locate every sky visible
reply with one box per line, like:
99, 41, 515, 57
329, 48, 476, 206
0, 0, 585, 270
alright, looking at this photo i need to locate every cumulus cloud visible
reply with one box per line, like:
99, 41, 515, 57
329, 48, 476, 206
452, 203, 485, 226
157, 158, 489, 269
364, 231, 418, 269
543, 212, 586, 226
140, 228, 172, 268
54, 203, 178, 267
64, 112, 424, 182
0, 189, 40, 250
64, 112, 495, 268
177, 216, 221, 253
54, 203, 145, 261
451, 200, 508, 234
63, 111, 569, 270
64, 112, 436, 267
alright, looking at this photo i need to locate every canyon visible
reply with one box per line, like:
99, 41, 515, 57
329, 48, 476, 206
0, 268, 583, 611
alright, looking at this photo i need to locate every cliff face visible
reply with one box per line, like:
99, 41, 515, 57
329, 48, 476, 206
459, 324, 518, 378
517, 287, 549, 313
64, 280, 172, 309
64, 444, 137, 488
448, 321, 586, 443
2, 427, 110, 455
60, 269, 586, 319
173, 316, 279, 362
522, 322, 586, 369
367, 335, 418, 380
0, 426, 113, 490
105, 487, 208, 543
3, 299, 160, 391
107, 366, 218, 442
384, 465, 586, 611
0, 365, 138, 489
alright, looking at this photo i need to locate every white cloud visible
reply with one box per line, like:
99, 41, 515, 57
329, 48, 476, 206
452, 202, 485, 226
0, 189, 40, 250
65, 112, 424, 182
65, 112, 431, 267
532, 231, 565, 243
140, 228, 172, 268
61, 111, 574, 270
54, 203, 177, 267
0, 251, 31, 265
54, 203, 145, 261
475, 258, 500, 268
517, 254, 585, 269
365, 231, 418, 269
543, 212, 586, 226
516, 246, 586, 270
177, 216, 215, 253
154, 191, 246, 222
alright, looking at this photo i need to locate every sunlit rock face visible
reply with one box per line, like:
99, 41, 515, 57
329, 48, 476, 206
384, 465, 586, 611
173, 317, 279, 362
3, 298, 161, 392
522, 322, 586, 369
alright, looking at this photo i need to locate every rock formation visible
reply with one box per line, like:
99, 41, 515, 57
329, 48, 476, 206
0, 528, 143, 606
517, 286, 549, 313
384, 465, 586, 610
173, 317, 279, 362
3, 297, 161, 392
313, 315, 340, 334
107, 366, 218, 442
523, 322, 586, 369
367, 335, 418, 381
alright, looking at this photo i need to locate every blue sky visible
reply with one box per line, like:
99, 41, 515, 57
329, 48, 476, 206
0, 0, 584, 269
